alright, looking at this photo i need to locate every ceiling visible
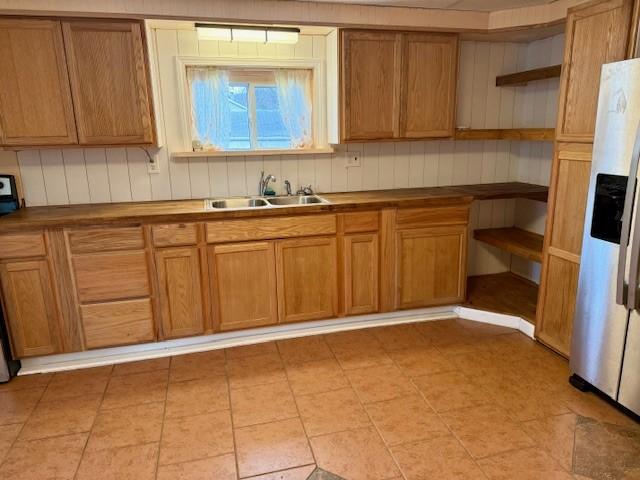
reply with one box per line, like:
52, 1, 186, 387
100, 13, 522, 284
297, 0, 556, 11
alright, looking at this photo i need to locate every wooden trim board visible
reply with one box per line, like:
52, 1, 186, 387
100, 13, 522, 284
496, 64, 562, 86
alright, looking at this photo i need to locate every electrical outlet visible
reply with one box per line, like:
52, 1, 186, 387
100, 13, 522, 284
345, 152, 361, 168
147, 154, 160, 174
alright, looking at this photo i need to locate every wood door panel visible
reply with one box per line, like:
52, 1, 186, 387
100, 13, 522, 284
343, 234, 379, 315
396, 226, 466, 309
0, 260, 60, 357
72, 251, 150, 303
81, 298, 154, 349
400, 33, 457, 138
155, 247, 204, 339
67, 226, 145, 254
341, 30, 401, 141
152, 223, 198, 247
0, 18, 77, 146
210, 242, 278, 331
0, 232, 46, 259
557, 0, 633, 142
276, 237, 338, 323
62, 19, 154, 145
206, 215, 336, 243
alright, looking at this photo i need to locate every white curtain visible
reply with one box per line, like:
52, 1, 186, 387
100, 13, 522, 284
187, 67, 231, 151
274, 69, 313, 148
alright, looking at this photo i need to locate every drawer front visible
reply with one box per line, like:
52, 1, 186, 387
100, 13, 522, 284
152, 223, 198, 247
206, 215, 336, 243
81, 298, 155, 349
73, 251, 150, 303
0, 232, 46, 259
341, 211, 379, 233
396, 205, 469, 228
68, 226, 144, 254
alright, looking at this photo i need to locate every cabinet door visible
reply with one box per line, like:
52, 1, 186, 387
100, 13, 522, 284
396, 226, 467, 309
62, 20, 154, 145
341, 30, 401, 141
155, 247, 204, 339
343, 234, 379, 315
0, 19, 76, 146
556, 0, 633, 142
276, 237, 338, 323
210, 242, 278, 331
0, 260, 61, 357
400, 33, 457, 138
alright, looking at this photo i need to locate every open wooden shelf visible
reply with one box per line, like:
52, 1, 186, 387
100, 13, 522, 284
454, 128, 555, 141
466, 272, 538, 324
474, 227, 544, 263
496, 64, 562, 87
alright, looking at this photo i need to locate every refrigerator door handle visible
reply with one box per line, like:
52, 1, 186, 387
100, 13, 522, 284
621, 122, 640, 309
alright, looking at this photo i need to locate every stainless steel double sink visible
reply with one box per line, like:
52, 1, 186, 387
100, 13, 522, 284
205, 195, 330, 211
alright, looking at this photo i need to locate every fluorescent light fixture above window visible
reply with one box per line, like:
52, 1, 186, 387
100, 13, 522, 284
195, 24, 300, 44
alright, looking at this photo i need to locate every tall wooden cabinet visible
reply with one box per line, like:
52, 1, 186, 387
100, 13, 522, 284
340, 29, 457, 142
537, 0, 634, 356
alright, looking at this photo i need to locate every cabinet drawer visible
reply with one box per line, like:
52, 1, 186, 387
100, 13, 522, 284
67, 227, 144, 254
152, 223, 198, 247
73, 251, 149, 303
396, 205, 469, 228
0, 232, 46, 259
341, 212, 379, 233
81, 298, 154, 349
206, 215, 336, 243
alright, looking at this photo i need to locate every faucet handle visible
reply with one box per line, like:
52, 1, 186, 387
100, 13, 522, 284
296, 185, 314, 195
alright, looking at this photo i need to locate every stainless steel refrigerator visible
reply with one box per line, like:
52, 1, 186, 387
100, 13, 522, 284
572, 58, 640, 416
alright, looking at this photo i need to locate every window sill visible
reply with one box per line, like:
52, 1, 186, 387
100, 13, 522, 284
172, 147, 334, 158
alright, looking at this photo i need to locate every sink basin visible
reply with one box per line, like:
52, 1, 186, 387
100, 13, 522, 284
266, 195, 327, 206
207, 198, 269, 209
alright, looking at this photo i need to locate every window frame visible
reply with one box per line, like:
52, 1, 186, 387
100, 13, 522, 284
176, 56, 325, 153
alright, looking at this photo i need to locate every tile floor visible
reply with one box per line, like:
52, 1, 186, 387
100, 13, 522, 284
0, 318, 638, 480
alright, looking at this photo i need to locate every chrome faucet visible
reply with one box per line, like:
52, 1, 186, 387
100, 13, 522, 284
284, 180, 293, 196
259, 171, 276, 196
296, 184, 314, 195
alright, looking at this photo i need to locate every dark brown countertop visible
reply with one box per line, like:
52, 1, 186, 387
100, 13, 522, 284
0, 182, 548, 231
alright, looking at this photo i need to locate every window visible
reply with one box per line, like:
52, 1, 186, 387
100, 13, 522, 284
187, 67, 314, 152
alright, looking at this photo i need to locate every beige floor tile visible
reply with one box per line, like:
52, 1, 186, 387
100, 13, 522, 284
226, 341, 279, 360
231, 381, 298, 427
165, 375, 229, 419
346, 363, 417, 404
310, 426, 400, 480
391, 434, 486, 480
286, 358, 350, 397
477, 447, 573, 479
329, 340, 393, 371
159, 410, 234, 466
0, 373, 52, 392
323, 328, 379, 347
235, 417, 314, 478
157, 453, 237, 480
0, 423, 22, 462
559, 387, 640, 428
41, 366, 112, 402
76, 442, 158, 480
19, 393, 101, 441
0, 433, 87, 480
0, 387, 44, 425
169, 351, 227, 383
247, 464, 317, 480
365, 394, 448, 446
101, 369, 168, 410
441, 404, 534, 459
111, 357, 170, 376
277, 336, 334, 364
521, 413, 578, 471
413, 370, 493, 412
371, 324, 430, 351
296, 387, 371, 437
456, 320, 516, 336
493, 382, 570, 422
86, 401, 164, 452
388, 346, 455, 377
227, 352, 287, 389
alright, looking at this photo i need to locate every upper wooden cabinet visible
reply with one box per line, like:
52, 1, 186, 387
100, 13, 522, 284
556, 0, 633, 142
0, 19, 77, 146
0, 17, 155, 147
340, 29, 457, 142
62, 20, 155, 145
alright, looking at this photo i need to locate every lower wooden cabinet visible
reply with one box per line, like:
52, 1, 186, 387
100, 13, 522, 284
81, 298, 155, 349
0, 260, 61, 357
155, 247, 204, 339
276, 237, 338, 323
343, 233, 379, 315
210, 242, 278, 331
396, 225, 467, 309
